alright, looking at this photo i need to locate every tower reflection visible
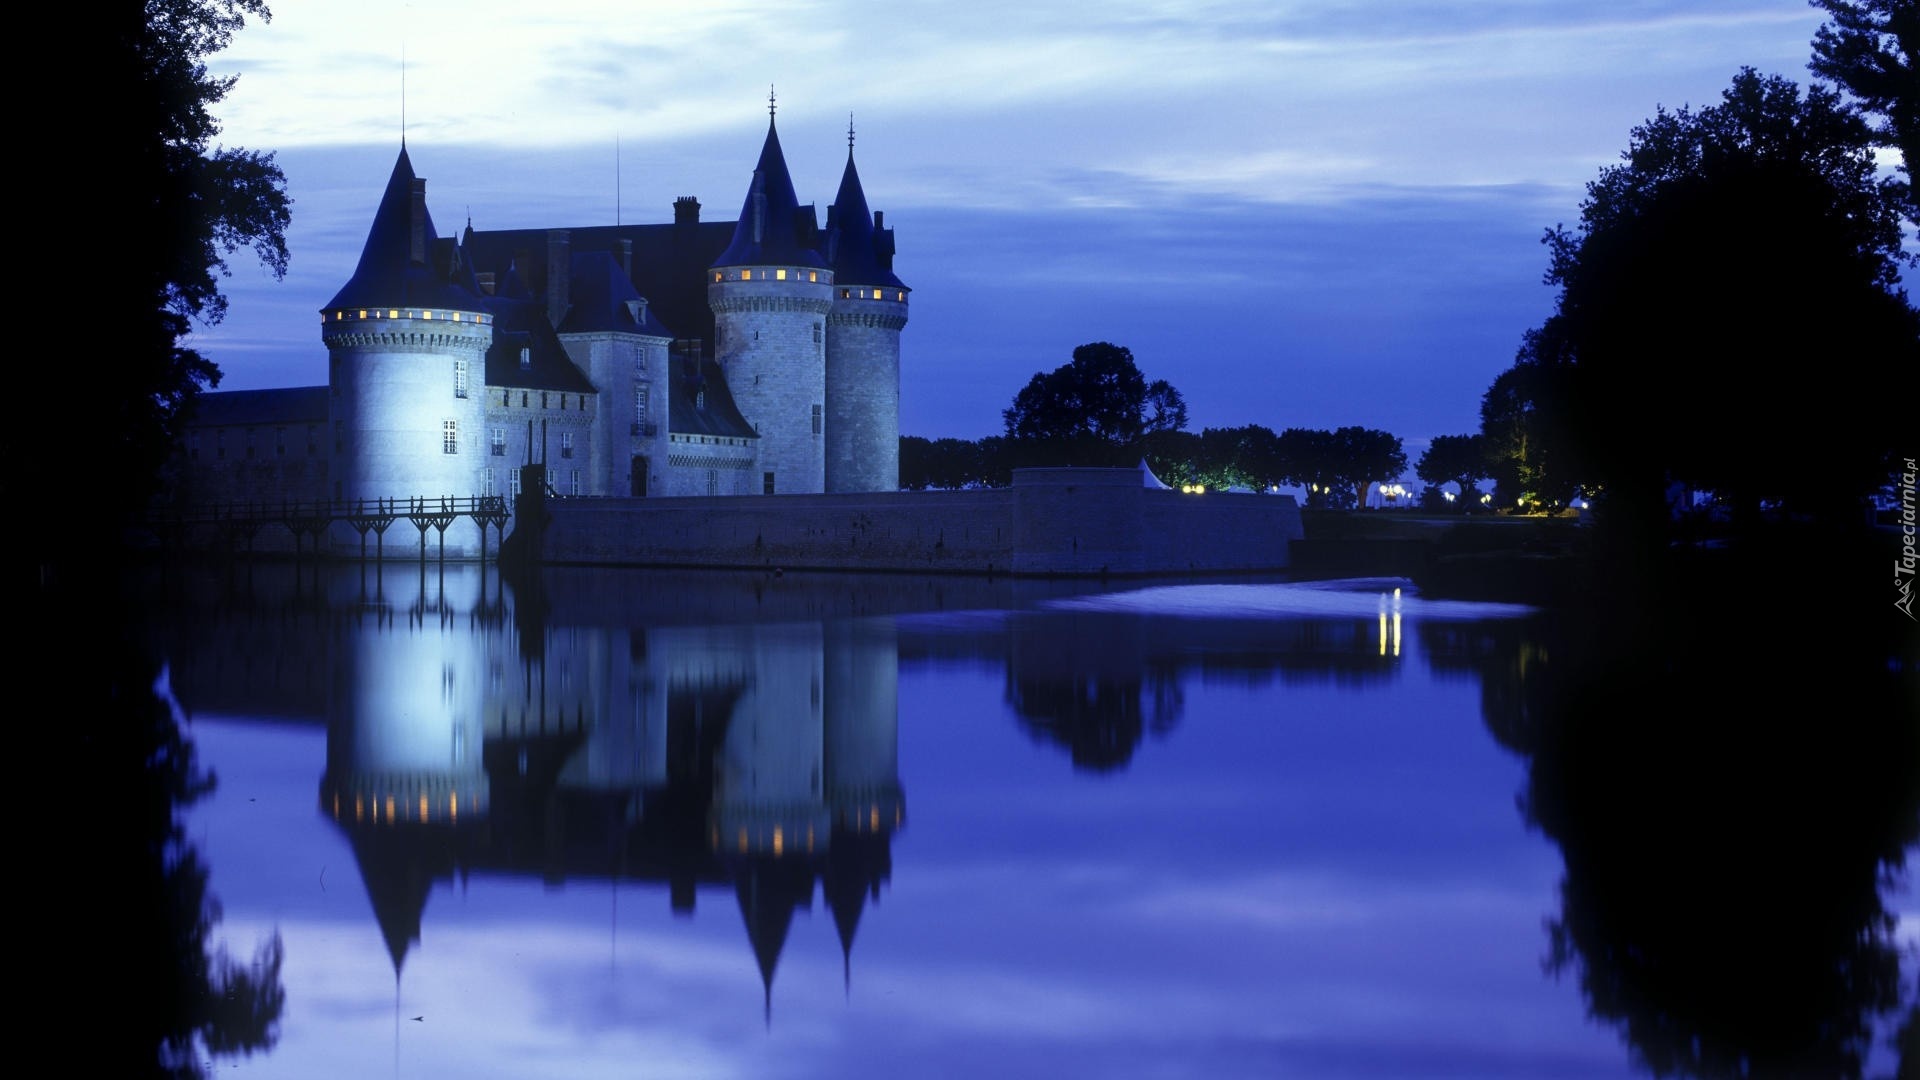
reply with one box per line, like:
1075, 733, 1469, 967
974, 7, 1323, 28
314, 566, 905, 1015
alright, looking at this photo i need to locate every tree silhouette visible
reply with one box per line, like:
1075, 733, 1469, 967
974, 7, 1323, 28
44, 1, 291, 560
1528, 69, 1915, 535
1002, 343, 1187, 466
1809, 0, 1919, 218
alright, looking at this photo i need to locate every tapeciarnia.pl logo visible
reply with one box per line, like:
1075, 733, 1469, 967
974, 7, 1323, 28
1897, 457, 1916, 621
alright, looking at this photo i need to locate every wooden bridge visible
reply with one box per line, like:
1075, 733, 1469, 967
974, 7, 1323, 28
154, 494, 515, 564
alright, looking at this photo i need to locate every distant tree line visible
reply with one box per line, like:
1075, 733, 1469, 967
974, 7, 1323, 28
900, 342, 1410, 509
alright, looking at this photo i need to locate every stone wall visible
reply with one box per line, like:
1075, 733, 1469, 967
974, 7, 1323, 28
529, 467, 1302, 576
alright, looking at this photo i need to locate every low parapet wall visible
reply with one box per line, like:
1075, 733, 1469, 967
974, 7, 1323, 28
523, 468, 1302, 577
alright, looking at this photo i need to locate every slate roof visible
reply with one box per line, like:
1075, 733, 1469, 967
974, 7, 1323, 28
559, 251, 675, 337
667, 353, 759, 440
484, 281, 596, 394
187, 387, 329, 428
460, 219, 735, 360
826, 151, 907, 290
712, 119, 829, 270
325, 148, 488, 313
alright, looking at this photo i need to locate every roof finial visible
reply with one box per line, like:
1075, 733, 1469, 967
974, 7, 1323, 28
847, 112, 855, 152
768, 84, 776, 121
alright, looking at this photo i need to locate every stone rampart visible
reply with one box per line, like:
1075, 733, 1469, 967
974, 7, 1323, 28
529, 467, 1301, 576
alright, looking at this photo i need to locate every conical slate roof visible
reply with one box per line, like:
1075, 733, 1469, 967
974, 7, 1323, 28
325, 147, 487, 313
712, 119, 827, 270
827, 150, 906, 290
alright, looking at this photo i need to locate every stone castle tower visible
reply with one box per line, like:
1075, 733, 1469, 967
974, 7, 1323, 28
322, 147, 492, 519
708, 112, 836, 495
824, 128, 910, 493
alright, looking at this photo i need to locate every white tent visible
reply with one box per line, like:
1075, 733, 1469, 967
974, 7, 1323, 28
1139, 458, 1171, 490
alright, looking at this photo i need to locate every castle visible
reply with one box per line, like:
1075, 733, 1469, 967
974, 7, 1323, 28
178, 105, 908, 557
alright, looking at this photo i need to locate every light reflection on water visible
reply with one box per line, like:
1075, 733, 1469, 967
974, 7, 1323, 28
148, 561, 1914, 1080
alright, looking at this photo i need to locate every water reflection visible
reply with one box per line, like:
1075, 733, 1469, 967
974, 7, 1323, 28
1446, 531, 1920, 1079
143, 557, 1915, 1077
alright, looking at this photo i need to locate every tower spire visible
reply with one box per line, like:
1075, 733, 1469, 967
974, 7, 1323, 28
848, 112, 855, 153
768, 84, 776, 121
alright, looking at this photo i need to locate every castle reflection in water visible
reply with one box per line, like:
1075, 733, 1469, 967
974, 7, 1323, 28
155, 561, 1413, 1018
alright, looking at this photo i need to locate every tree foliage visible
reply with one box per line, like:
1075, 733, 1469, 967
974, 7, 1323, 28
1275, 426, 1408, 509
1809, 0, 1920, 217
1501, 68, 1916, 529
1002, 343, 1187, 465
54, 1, 291, 549
1415, 433, 1490, 507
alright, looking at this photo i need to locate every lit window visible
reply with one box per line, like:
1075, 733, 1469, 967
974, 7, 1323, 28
388, 310, 397, 318
808, 271, 817, 282
776, 269, 787, 280
714, 272, 722, 283
443, 419, 458, 454
423, 310, 433, 320
896, 290, 905, 301
358, 309, 367, 319
452, 312, 461, 322
840, 288, 850, 299
741, 269, 752, 281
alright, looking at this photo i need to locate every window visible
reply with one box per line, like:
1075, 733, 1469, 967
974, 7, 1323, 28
776, 269, 787, 281
572, 469, 581, 495
812, 323, 822, 344
484, 467, 495, 495
521, 391, 528, 407
454, 359, 469, 398
511, 468, 522, 496
811, 403, 822, 435
840, 288, 851, 299
696, 389, 705, 410
633, 386, 650, 435
519, 347, 531, 370
561, 432, 574, 459
707, 469, 718, 495
490, 429, 504, 456
542, 393, 549, 410
763, 471, 775, 495
275, 427, 286, 457
443, 419, 458, 454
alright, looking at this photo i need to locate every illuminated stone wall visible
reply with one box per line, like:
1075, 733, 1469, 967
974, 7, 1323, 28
824, 292, 907, 493
709, 271, 833, 494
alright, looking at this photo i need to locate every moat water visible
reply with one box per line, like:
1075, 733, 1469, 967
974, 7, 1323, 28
143, 560, 1917, 1079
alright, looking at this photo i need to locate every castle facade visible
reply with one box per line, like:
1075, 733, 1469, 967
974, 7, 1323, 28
177, 111, 908, 556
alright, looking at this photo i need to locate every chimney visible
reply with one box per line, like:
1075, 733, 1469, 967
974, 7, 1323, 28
616, 238, 633, 279
546, 230, 570, 328
409, 178, 429, 264
674, 196, 700, 226
873, 210, 884, 230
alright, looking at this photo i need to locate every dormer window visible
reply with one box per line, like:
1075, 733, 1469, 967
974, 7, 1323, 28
519, 346, 531, 370
696, 389, 705, 409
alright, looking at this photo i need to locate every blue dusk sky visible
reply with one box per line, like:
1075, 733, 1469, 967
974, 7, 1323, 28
188, 0, 1866, 452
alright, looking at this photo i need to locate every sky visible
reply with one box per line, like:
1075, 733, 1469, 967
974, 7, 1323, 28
188, 0, 1856, 453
